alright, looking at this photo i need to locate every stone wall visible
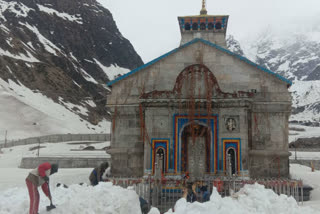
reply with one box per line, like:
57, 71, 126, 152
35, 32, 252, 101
0, 134, 110, 149
107, 106, 144, 177
107, 40, 291, 178
20, 157, 111, 169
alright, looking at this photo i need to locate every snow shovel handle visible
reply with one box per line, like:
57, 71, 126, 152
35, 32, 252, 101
47, 181, 53, 203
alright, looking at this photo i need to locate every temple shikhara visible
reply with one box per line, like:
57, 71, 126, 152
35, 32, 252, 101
107, 1, 292, 179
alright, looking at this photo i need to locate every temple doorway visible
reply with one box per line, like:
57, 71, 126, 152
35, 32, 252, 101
156, 148, 165, 173
227, 148, 237, 175
181, 122, 211, 178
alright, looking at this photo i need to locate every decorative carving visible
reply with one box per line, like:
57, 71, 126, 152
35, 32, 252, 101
140, 64, 255, 100
226, 118, 236, 131
223, 115, 240, 133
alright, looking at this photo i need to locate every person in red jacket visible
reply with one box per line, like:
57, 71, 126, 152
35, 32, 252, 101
25, 162, 59, 214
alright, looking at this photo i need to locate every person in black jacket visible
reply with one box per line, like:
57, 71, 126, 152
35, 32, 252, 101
182, 182, 197, 203
89, 162, 109, 186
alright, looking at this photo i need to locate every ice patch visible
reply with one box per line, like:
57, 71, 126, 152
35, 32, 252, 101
84, 100, 97, 108
69, 52, 78, 62
93, 58, 130, 80
0, 0, 34, 21
80, 68, 98, 84
37, 4, 83, 24
58, 97, 89, 117
0, 47, 39, 63
19, 22, 62, 56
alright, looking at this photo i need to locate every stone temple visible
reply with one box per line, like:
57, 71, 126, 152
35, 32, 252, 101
106, 2, 292, 179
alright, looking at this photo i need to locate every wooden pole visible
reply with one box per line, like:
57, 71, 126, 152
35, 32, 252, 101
4, 130, 7, 148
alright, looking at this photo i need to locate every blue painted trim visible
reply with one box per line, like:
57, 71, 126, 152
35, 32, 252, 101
107, 38, 292, 87
217, 116, 219, 171
173, 114, 219, 173
221, 138, 242, 170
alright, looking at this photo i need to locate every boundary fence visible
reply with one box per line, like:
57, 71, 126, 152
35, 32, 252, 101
0, 134, 110, 149
107, 176, 305, 213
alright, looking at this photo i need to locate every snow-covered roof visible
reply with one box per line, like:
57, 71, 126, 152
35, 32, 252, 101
107, 38, 292, 87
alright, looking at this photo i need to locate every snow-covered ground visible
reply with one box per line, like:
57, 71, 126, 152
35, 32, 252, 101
0, 141, 110, 191
291, 164, 320, 211
289, 124, 320, 143
0, 77, 110, 141
290, 152, 320, 160
1, 142, 320, 213
0, 141, 110, 168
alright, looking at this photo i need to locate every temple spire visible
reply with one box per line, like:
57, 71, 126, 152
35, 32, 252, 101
200, 0, 207, 15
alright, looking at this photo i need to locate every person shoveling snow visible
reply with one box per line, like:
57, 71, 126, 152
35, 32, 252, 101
25, 162, 58, 214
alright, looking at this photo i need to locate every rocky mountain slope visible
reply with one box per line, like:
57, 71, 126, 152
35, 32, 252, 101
0, 0, 143, 137
227, 33, 320, 126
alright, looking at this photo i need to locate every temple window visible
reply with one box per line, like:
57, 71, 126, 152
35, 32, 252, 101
208, 23, 214, 30
215, 22, 222, 30
185, 23, 191, 31
200, 23, 206, 30
192, 23, 198, 31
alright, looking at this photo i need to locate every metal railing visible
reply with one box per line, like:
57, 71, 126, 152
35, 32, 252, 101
106, 176, 304, 213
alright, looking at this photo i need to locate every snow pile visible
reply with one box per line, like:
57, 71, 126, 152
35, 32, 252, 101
291, 164, 320, 210
0, 182, 142, 214
161, 184, 316, 214
93, 58, 130, 80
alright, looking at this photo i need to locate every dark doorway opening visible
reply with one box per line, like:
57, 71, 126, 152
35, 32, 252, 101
156, 148, 165, 173
192, 23, 198, 31
185, 23, 191, 31
215, 22, 222, 30
200, 23, 206, 30
227, 148, 236, 175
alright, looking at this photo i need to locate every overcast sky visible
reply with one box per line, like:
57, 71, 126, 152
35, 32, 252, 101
99, 0, 320, 62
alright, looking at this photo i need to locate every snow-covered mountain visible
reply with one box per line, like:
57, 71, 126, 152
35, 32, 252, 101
227, 28, 320, 126
0, 0, 143, 139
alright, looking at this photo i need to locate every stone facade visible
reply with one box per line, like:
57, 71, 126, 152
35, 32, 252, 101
107, 11, 292, 179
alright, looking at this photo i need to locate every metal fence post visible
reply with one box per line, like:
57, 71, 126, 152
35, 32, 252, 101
148, 174, 151, 211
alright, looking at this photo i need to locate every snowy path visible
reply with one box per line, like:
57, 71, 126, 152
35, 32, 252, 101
0, 142, 108, 191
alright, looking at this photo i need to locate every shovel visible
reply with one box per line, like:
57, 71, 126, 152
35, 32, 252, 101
46, 181, 56, 211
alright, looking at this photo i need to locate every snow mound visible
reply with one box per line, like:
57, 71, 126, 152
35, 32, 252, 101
161, 183, 316, 214
0, 182, 142, 214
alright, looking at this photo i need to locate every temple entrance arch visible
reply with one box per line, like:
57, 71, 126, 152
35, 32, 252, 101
227, 148, 237, 175
156, 148, 165, 173
180, 121, 211, 178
